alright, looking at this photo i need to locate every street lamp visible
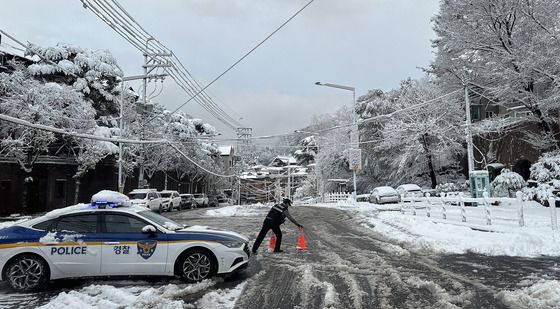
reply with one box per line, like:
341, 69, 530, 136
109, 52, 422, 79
315, 81, 359, 202
118, 73, 166, 193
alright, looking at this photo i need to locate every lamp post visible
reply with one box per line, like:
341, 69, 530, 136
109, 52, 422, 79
315, 82, 359, 201
118, 73, 166, 193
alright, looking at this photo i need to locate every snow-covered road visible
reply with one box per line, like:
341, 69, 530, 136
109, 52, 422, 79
0, 205, 559, 308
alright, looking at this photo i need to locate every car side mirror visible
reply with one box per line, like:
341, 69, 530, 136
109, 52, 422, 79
149, 197, 154, 200
142, 225, 157, 234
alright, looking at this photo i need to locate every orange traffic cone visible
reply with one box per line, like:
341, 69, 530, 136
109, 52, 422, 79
296, 227, 307, 250
268, 234, 276, 252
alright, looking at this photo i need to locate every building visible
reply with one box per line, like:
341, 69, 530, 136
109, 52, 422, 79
0, 34, 38, 72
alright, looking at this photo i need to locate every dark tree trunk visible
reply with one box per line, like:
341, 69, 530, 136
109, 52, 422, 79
21, 172, 32, 215
421, 134, 438, 189
74, 178, 81, 204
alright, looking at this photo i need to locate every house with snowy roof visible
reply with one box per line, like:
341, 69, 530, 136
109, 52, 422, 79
0, 34, 38, 72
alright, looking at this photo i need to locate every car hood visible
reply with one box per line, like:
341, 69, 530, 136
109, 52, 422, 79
178, 225, 248, 242
129, 199, 148, 204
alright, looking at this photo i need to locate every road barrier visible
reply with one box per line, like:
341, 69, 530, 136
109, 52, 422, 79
324, 192, 353, 203
399, 191, 540, 228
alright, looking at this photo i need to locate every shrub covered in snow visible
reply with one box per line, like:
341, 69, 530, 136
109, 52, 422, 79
492, 169, 526, 197
525, 151, 560, 204
435, 182, 462, 193
530, 150, 560, 183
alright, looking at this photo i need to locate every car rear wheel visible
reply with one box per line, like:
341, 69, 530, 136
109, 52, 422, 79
177, 249, 216, 283
5, 254, 48, 292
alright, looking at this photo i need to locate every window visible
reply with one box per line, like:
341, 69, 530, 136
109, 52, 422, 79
0, 55, 4, 66
104, 214, 147, 233
32, 219, 56, 231
151, 192, 160, 199
55, 180, 67, 199
485, 111, 495, 118
470, 105, 481, 122
55, 214, 98, 233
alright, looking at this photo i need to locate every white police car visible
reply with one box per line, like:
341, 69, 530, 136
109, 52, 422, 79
0, 191, 250, 292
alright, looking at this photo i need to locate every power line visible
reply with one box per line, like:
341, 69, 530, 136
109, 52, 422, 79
81, 0, 243, 129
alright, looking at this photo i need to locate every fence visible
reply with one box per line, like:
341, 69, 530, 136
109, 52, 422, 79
323, 192, 352, 203
398, 192, 560, 230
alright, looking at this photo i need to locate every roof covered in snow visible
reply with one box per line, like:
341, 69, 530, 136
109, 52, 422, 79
218, 146, 233, 156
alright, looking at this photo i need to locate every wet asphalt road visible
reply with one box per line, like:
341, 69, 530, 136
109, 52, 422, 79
0, 205, 559, 308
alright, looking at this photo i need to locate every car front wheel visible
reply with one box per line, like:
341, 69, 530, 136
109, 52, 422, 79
177, 249, 216, 283
158, 204, 163, 213
5, 254, 48, 292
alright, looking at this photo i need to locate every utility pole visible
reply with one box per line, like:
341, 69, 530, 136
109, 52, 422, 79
118, 73, 167, 193
137, 38, 172, 188
465, 86, 475, 172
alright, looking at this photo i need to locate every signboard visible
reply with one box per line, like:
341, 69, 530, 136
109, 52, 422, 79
348, 148, 362, 171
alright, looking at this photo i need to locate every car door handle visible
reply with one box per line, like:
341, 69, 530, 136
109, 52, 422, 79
104, 242, 120, 245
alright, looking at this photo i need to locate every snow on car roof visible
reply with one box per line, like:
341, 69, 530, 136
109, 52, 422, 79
398, 184, 422, 191
374, 186, 397, 194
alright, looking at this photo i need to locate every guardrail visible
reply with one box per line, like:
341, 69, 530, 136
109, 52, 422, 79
399, 191, 559, 230
324, 192, 353, 203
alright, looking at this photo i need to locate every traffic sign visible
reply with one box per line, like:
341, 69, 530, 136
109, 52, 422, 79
348, 148, 362, 171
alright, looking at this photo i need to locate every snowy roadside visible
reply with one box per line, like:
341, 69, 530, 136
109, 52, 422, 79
38, 280, 246, 309
307, 201, 560, 257
203, 203, 270, 217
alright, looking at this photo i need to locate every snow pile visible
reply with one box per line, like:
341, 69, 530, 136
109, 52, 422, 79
368, 212, 560, 256
91, 190, 129, 205
313, 201, 560, 257
44, 203, 91, 218
0, 219, 28, 229
39, 232, 85, 245
498, 280, 560, 309
196, 282, 246, 309
40, 280, 218, 309
204, 205, 269, 217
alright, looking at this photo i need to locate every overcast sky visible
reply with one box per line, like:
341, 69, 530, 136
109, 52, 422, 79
1, 0, 440, 139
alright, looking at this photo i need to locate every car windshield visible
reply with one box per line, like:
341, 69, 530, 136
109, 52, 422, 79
194, 194, 203, 198
128, 193, 147, 199
159, 193, 171, 198
137, 211, 183, 231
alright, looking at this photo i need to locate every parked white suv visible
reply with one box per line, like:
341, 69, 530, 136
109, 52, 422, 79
127, 189, 165, 213
193, 193, 209, 208
158, 190, 182, 211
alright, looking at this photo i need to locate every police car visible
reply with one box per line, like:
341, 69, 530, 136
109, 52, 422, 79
0, 191, 250, 292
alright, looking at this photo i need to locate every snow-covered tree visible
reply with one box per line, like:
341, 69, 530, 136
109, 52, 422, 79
524, 150, 560, 203
293, 135, 318, 166
432, 0, 560, 146
492, 168, 526, 197
0, 64, 96, 212
26, 43, 123, 121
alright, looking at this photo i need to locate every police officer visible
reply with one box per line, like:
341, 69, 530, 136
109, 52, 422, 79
251, 198, 303, 254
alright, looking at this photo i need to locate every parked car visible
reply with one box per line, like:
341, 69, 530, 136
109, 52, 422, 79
193, 193, 209, 208
180, 194, 195, 209
127, 189, 165, 213
0, 190, 250, 292
356, 194, 371, 203
396, 184, 424, 200
370, 186, 400, 204
208, 195, 219, 207
158, 190, 182, 211
217, 196, 230, 207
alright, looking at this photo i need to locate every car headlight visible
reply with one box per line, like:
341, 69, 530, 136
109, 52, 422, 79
217, 240, 245, 248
